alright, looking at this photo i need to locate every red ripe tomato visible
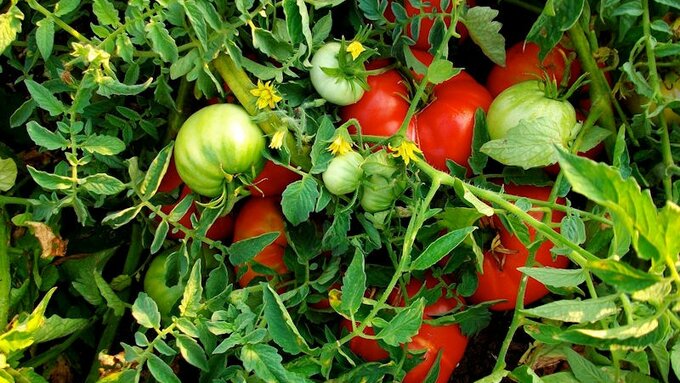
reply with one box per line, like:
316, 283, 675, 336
416, 73, 492, 171
472, 183, 569, 311
404, 0, 474, 50
248, 160, 301, 198
340, 67, 417, 141
343, 275, 468, 383
232, 197, 288, 287
157, 156, 183, 194
486, 42, 581, 98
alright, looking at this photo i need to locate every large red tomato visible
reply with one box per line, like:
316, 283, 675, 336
472, 183, 569, 311
404, 0, 474, 50
486, 41, 581, 97
343, 275, 468, 383
416, 73, 493, 172
248, 160, 301, 198
232, 197, 288, 287
340, 67, 417, 141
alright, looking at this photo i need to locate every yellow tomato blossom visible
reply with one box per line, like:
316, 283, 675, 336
269, 129, 287, 149
328, 135, 352, 156
388, 141, 422, 165
250, 80, 283, 109
346, 41, 366, 60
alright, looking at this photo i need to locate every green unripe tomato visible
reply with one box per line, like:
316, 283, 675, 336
486, 81, 576, 145
144, 252, 184, 318
360, 151, 406, 212
310, 42, 365, 106
322, 151, 364, 195
174, 104, 266, 197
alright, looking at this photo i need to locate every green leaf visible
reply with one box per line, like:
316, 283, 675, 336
310, 117, 335, 174
181, 0, 208, 49
670, 340, 680, 381
0, 3, 23, 55
151, 221, 168, 254
145, 20, 178, 62
462, 6, 505, 66
36, 18, 54, 59
25, 315, 88, 344
481, 118, 568, 169
80, 134, 126, 155
470, 108, 489, 175
24, 80, 67, 116
476, 370, 510, 383
179, 261, 203, 317
426, 59, 461, 85
97, 76, 153, 97
0, 158, 17, 192
339, 248, 366, 316
93, 0, 119, 25
140, 144, 173, 200
588, 259, 660, 293
80, 174, 126, 195
410, 227, 475, 271
10, 100, 37, 128
252, 28, 294, 62
521, 296, 619, 323
26, 121, 69, 150
578, 126, 611, 153
262, 284, 313, 355
116, 33, 134, 63
175, 334, 209, 371
147, 354, 181, 383
55, 0, 81, 16
577, 316, 660, 341
102, 205, 143, 228
453, 178, 494, 216
563, 347, 610, 383
376, 298, 425, 346
283, 0, 313, 56
228, 232, 279, 265
241, 343, 301, 383
132, 292, 161, 329
517, 267, 587, 288
511, 365, 544, 383
27, 166, 72, 190
557, 150, 678, 264
281, 175, 320, 225
526, 0, 585, 60
654, 0, 680, 10
94, 272, 127, 316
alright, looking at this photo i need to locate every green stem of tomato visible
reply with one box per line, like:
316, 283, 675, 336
337, 177, 442, 347
568, 17, 618, 152
26, 0, 91, 43
213, 54, 312, 170
640, 0, 674, 201
0, 195, 39, 206
163, 77, 190, 146
0, 210, 10, 330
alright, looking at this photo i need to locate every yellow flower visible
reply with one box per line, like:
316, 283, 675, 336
346, 41, 366, 60
328, 135, 352, 156
269, 129, 286, 149
250, 80, 283, 109
388, 141, 422, 165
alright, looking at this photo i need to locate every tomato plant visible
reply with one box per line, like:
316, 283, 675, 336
144, 251, 184, 318
232, 197, 288, 287
174, 104, 266, 197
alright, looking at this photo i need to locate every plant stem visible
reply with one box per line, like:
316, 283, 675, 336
0, 196, 39, 206
26, 0, 90, 43
163, 77, 190, 145
24, 317, 97, 368
0, 210, 10, 329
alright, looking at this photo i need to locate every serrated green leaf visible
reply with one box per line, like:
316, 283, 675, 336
578, 126, 611, 153
36, 18, 54, 59
228, 232, 279, 265
97, 76, 153, 97
25, 80, 66, 116
93, 0, 119, 25
410, 227, 475, 271
182, 0, 208, 49
462, 6, 505, 65
0, 158, 17, 192
151, 220, 168, 254
80, 174, 126, 195
241, 343, 299, 383
426, 59, 460, 85
80, 134, 125, 155
26, 121, 68, 150
0, 4, 23, 55
147, 354, 181, 383
262, 284, 313, 355
481, 118, 568, 169
140, 144, 172, 200
671, 341, 680, 381
339, 248, 366, 316
175, 334, 209, 371
281, 175, 319, 225
132, 292, 161, 329
115, 33, 134, 63
526, 0, 585, 60
179, 261, 203, 317
563, 347, 610, 383
654, 0, 680, 10
27, 166, 72, 190
55, 0, 81, 16
94, 272, 127, 316
283, 0, 313, 57
518, 267, 587, 288
588, 259, 660, 293
252, 28, 294, 62
102, 205, 143, 228
145, 20, 178, 62
453, 178, 494, 216
376, 298, 425, 346
522, 296, 619, 323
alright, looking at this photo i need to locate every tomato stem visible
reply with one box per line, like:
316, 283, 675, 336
0, 210, 10, 330
163, 77, 190, 145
